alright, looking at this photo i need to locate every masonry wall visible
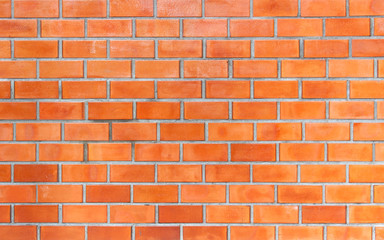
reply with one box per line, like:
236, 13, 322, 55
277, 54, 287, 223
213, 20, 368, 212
1, 0, 384, 239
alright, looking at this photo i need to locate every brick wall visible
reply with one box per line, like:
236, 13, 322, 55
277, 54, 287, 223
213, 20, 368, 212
0, 0, 383, 239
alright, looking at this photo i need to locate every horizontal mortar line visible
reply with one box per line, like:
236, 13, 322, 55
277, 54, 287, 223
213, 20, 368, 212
0, 182, 380, 185
0, 140, 380, 143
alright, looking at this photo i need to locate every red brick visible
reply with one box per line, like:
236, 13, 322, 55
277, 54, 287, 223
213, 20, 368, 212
62, 165, 107, 182
110, 40, 155, 58
88, 102, 132, 120
40, 61, 83, 78
160, 123, 204, 141
62, 81, 106, 99
88, 20, 132, 37
63, 205, 107, 223
181, 185, 226, 203
63, 40, 106, 58
133, 185, 178, 203
135, 60, 179, 78
0, 20, 37, 37
231, 226, 275, 240
110, 81, 154, 99
230, 19, 273, 37
110, 165, 155, 182
136, 227, 179, 240
233, 60, 277, 78
230, 185, 274, 203
38, 185, 83, 203
209, 123, 253, 141
328, 143, 372, 161
206, 81, 250, 98
207, 40, 251, 58
87, 60, 131, 78
205, 0, 250, 17
206, 164, 250, 182
110, 205, 155, 223
86, 185, 130, 202
301, 0, 345, 16
303, 81, 347, 98
88, 227, 131, 240
0, 144, 35, 162
231, 144, 276, 162
0, 124, 12, 141
306, 122, 350, 141
88, 143, 131, 161
157, 0, 201, 17
158, 81, 201, 99
14, 164, 57, 182
328, 227, 372, 240
303, 206, 346, 223
0, 61, 36, 78
280, 143, 324, 161
253, 0, 298, 16
158, 40, 202, 58
0, 185, 36, 203
326, 185, 371, 203
282, 60, 326, 78
158, 165, 202, 182
257, 123, 302, 141
112, 123, 157, 141
183, 19, 227, 37
16, 123, 61, 141
14, 40, 57, 58
41, 20, 84, 38
326, 18, 370, 36
184, 60, 228, 78
0, 0, 11, 17
65, 123, 109, 141
278, 19, 323, 36
183, 144, 228, 162
301, 165, 346, 183
136, 19, 179, 37
110, 0, 153, 17
40, 102, 84, 120
41, 226, 85, 240
350, 0, 384, 16
254, 205, 298, 223
39, 144, 83, 162
15, 205, 58, 223
253, 165, 297, 182
206, 205, 250, 223
159, 205, 203, 223
63, 0, 106, 17
278, 185, 322, 203
304, 40, 349, 58
254, 40, 299, 58
185, 227, 227, 240
329, 60, 374, 78
135, 144, 179, 162
137, 102, 180, 119
254, 81, 298, 98
280, 102, 325, 119
15, 81, 58, 99
0, 226, 36, 240
184, 102, 228, 119
353, 39, 384, 57
329, 101, 374, 119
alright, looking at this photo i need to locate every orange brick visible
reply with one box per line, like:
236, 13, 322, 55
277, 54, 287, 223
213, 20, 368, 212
38, 185, 83, 203
207, 40, 251, 58
0, 20, 37, 38
280, 102, 325, 119
63, 0, 106, 17
181, 185, 226, 203
206, 164, 250, 182
209, 123, 253, 141
0, 226, 36, 240
351, 81, 384, 98
0, 124, 12, 141
305, 123, 350, 141
184, 60, 228, 78
110, 205, 155, 223
257, 123, 302, 141
254, 40, 299, 58
110, 40, 155, 58
88, 102, 132, 120
64, 123, 109, 141
327, 227, 372, 240
303, 81, 347, 98
15, 205, 58, 223
254, 81, 298, 98
375, 18, 384, 35
280, 143, 324, 161
136, 227, 179, 240
230, 185, 274, 203
136, 19, 179, 37
374, 185, 384, 202
0, 41, 11, 58
158, 81, 201, 99
329, 59, 374, 77
231, 226, 275, 240
135, 144, 179, 162
0, 0, 11, 17
231, 144, 276, 162
157, 0, 201, 17
184, 102, 228, 119
40, 61, 83, 78
158, 164, 202, 182
350, 0, 384, 16
350, 206, 384, 223
88, 143, 131, 161
183, 19, 227, 37
62, 165, 107, 182
0, 165, 10, 182
63, 205, 107, 223
0, 61, 36, 78
137, 102, 180, 120
302, 206, 346, 223
41, 226, 85, 240
329, 101, 374, 119
41, 20, 84, 38
282, 60, 326, 78
205, 0, 250, 17
39, 144, 83, 162
326, 18, 370, 36
88, 20, 132, 37
379, 61, 384, 77
159, 205, 203, 223
278, 19, 322, 36
16, 123, 61, 141
110, 81, 154, 99
350, 165, 384, 182
62, 81, 106, 99
112, 123, 157, 141
14, 164, 57, 182
233, 60, 277, 78
133, 185, 178, 203
253, 0, 298, 16
183, 144, 227, 162
158, 40, 202, 58
135, 60, 179, 78
185, 227, 227, 240
86, 185, 130, 202
278, 185, 323, 203
110, 165, 155, 182
254, 205, 298, 223
0, 144, 35, 162
14, 0, 58, 17
15, 81, 58, 99
110, 0, 153, 17
253, 165, 297, 182
354, 123, 384, 141
376, 143, 384, 161
304, 40, 349, 58
233, 102, 276, 120
206, 205, 250, 223
0, 185, 35, 203
328, 143, 372, 161
88, 227, 131, 240
326, 185, 371, 203
230, 19, 273, 37
353, 39, 384, 57
14, 40, 58, 58
160, 123, 204, 141
301, 0, 345, 16
87, 60, 131, 78
206, 81, 250, 98
63, 40, 106, 58
301, 165, 346, 182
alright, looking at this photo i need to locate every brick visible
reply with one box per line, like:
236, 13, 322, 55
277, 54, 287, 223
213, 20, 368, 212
254, 40, 299, 58
62, 165, 107, 182
0, 61, 36, 78
158, 164, 202, 182
159, 205, 203, 223
184, 102, 228, 119
354, 123, 384, 141
110, 40, 155, 58
231, 144, 276, 162
351, 81, 384, 98
86, 185, 130, 202
233, 102, 276, 120
350, 165, 384, 182
135, 144, 179, 162
136, 19, 179, 37
88, 143, 131, 161
253, 0, 298, 16
38, 185, 83, 203
329, 59, 374, 78
135, 60, 179, 78
301, 165, 346, 182
278, 185, 322, 203
303, 81, 347, 98
14, 164, 57, 182
231, 226, 275, 240
280, 143, 324, 161
41, 226, 85, 240
328, 143, 372, 161
40, 61, 83, 78
0, 185, 35, 202
353, 39, 384, 57
206, 81, 250, 98
230, 19, 273, 37
254, 205, 298, 223
88, 102, 132, 120
0, 124, 12, 141
282, 60, 326, 78
375, 18, 384, 35
136, 227, 179, 240
0, 165, 10, 182
301, 0, 345, 16
181, 185, 226, 203
350, 0, 384, 16
205, 0, 250, 17
329, 101, 374, 119
184, 60, 228, 78
112, 123, 157, 141
0, 226, 36, 240
87, 60, 131, 78
15, 81, 59, 99
253, 165, 297, 182
15, 0, 58, 17
254, 81, 298, 98
0, 41, 11, 58
133, 185, 178, 203
63, 205, 107, 223
39, 144, 83, 162
15, 205, 58, 223
88, 227, 131, 240
326, 185, 371, 203
302, 206, 345, 223
379, 61, 384, 77
207, 40, 251, 58
183, 19, 227, 37
280, 102, 325, 119
160, 123, 204, 141
110, 165, 155, 182
206, 205, 250, 223
350, 206, 384, 223
0, 20, 37, 37
157, 0, 201, 17
15, 40, 58, 58
41, 20, 84, 38
63, 40, 106, 58
326, 18, 370, 36
0, 206, 11, 222
257, 123, 302, 141
109, 0, 153, 17
62, 81, 106, 99
0, 0, 11, 17
110, 205, 155, 223
183, 144, 228, 162
63, 0, 106, 17
110, 81, 154, 98
206, 164, 250, 182
16, 123, 61, 141
0, 144, 35, 162
374, 185, 384, 202
88, 20, 132, 37
376, 143, 384, 161
184, 227, 227, 240
158, 81, 201, 99
278, 19, 322, 36
137, 102, 180, 119
306, 123, 350, 141
233, 60, 277, 78
304, 40, 349, 58
209, 123, 253, 141
327, 227, 372, 240
158, 40, 202, 58
64, 123, 109, 141
229, 185, 274, 203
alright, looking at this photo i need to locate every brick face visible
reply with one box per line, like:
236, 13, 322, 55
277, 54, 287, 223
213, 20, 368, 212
1, 0, 383, 239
